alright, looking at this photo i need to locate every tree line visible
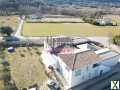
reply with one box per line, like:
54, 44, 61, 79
0, 0, 119, 16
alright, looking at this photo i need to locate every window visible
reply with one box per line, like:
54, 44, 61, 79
88, 72, 91, 78
75, 69, 81, 76
92, 63, 99, 68
82, 76, 84, 80
86, 66, 89, 70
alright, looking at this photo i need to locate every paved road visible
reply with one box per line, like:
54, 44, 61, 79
14, 16, 26, 39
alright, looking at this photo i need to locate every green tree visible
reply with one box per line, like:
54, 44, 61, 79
0, 26, 14, 36
112, 35, 120, 45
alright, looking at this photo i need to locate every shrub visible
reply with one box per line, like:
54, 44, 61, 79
112, 35, 120, 45
23, 49, 26, 53
20, 54, 25, 57
36, 51, 41, 55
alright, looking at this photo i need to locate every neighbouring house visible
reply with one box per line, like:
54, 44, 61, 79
94, 18, 113, 26
41, 36, 120, 89
28, 14, 42, 20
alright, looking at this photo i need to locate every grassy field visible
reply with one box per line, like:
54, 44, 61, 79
23, 22, 120, 37
6, 47, 48, 89
0, 16, 19, 30
0, 80, 4, 90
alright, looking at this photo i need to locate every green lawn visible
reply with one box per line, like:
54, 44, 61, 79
23, 22, 120, 37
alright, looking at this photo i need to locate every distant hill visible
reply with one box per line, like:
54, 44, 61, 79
44, 0, 120, 6
15, 0, 120, 6
0, 0, 120, 15
0, 0, 120, 7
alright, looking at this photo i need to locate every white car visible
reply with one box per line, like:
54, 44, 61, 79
47, 79, 60, 90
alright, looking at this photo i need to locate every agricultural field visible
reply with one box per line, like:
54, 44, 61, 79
0, 16, 19, 30
23, 22, 120, 37
6, 47, 48, 89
